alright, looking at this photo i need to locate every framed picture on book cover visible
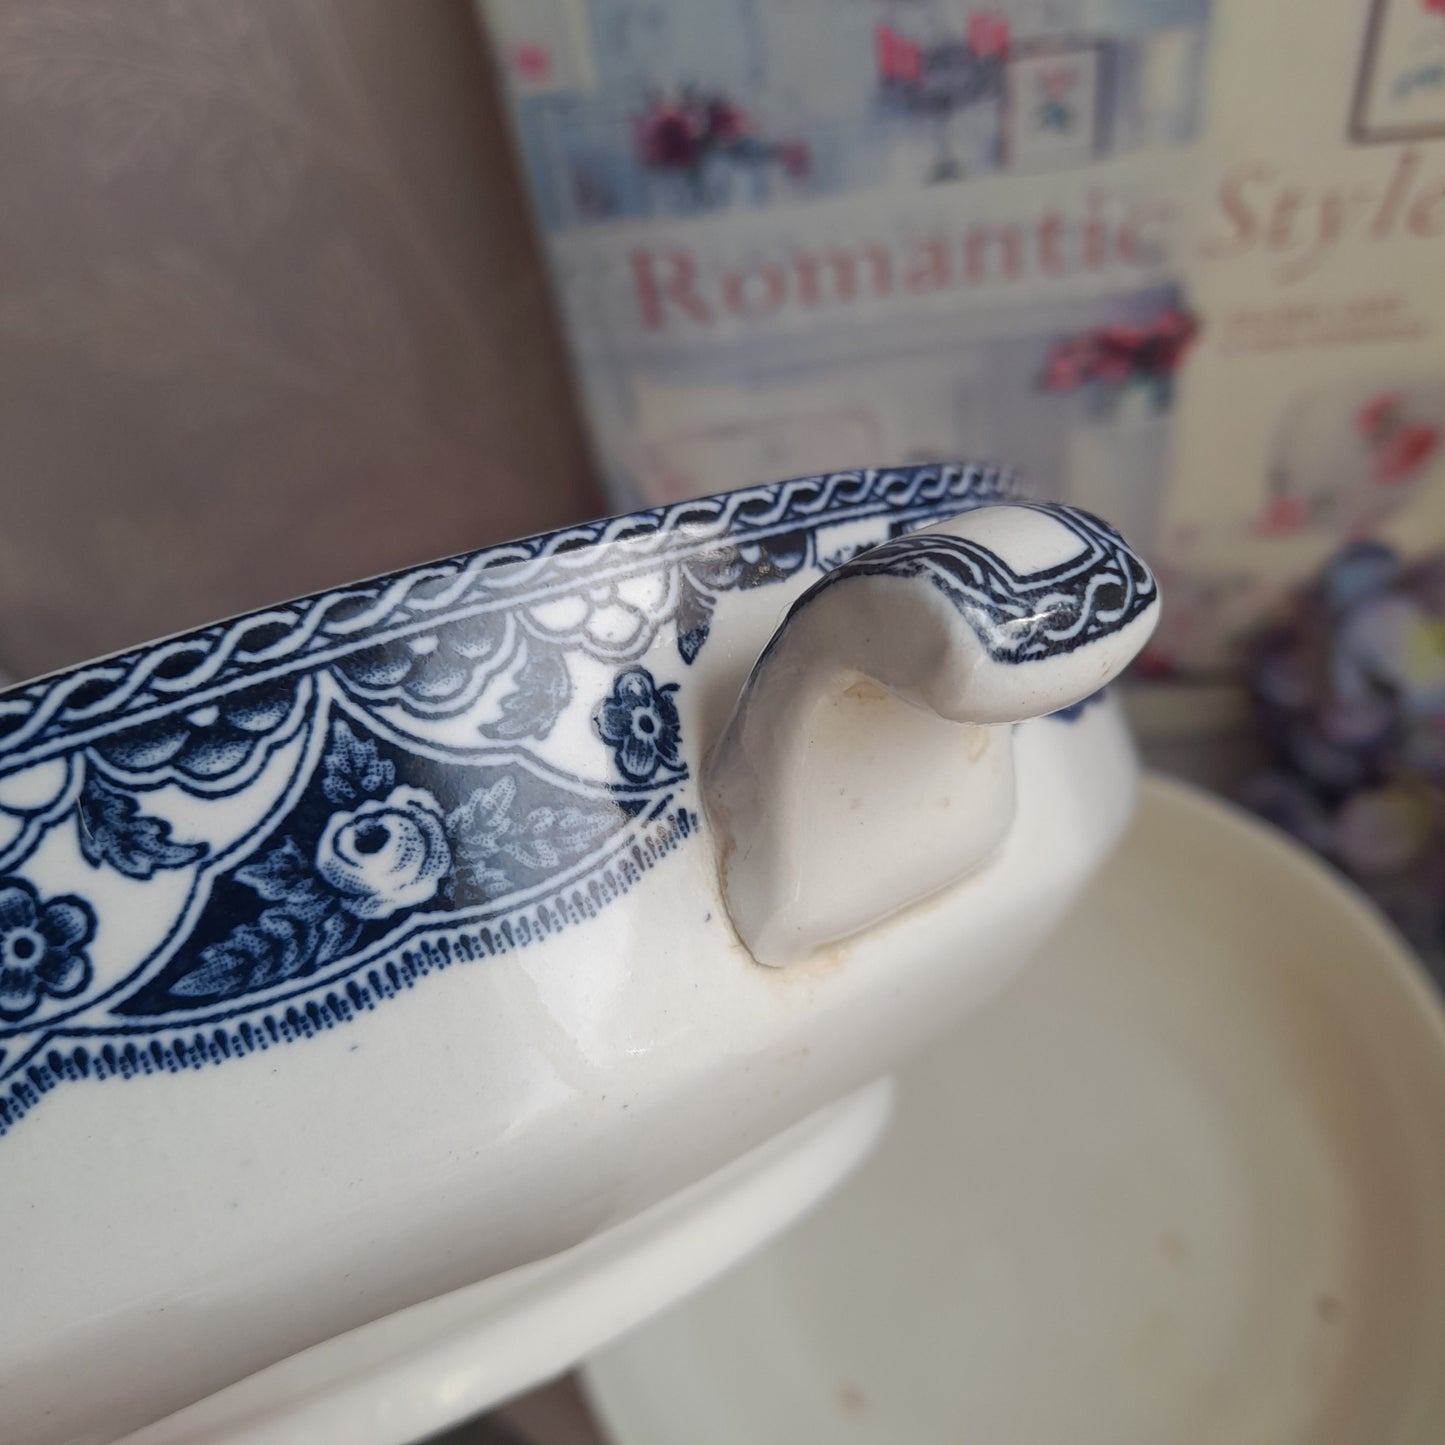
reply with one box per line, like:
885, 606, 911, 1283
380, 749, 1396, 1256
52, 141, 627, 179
1003, 40, 1106, 171
1351, 0, 1445, 143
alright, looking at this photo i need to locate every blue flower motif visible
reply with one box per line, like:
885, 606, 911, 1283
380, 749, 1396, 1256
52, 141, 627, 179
594, 668, 682, 783
317, 786, 451, 920
0, 878, 95, 1021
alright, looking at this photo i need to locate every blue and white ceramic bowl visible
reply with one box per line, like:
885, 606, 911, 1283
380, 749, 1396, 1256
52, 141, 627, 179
0, 464, 1157, 1443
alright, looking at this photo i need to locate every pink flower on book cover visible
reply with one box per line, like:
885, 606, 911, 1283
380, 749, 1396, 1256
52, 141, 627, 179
875, 25, 923, 83
874, 9, 1010, 183
1092, 326, 1145, 383
1038, 307, 1201, 414
635, 101, 706, 172
1377, 425, 1441, 483
1356, 392, 1404, 440
511, 44, 551, 83
1254, 494, 1311, 538
705, 97, 750, 147
633, 88, 808, 193
966, 12, 1011, 60
1356, 392, 1441, 486
1039, 337, 1091, 392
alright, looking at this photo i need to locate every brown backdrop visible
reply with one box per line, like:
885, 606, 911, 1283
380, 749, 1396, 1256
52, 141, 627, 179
0, 0, 599, 681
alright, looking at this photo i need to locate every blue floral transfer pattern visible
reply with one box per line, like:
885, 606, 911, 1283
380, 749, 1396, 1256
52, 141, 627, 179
808, 505, 1155, 662
316, 786, 451, 920
0, 464, 1015, 1134
0, 881, 95, 1021
595, 669, 682, 783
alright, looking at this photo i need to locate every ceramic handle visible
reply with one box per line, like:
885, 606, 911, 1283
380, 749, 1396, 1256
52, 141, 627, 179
703, 504, 1159, 966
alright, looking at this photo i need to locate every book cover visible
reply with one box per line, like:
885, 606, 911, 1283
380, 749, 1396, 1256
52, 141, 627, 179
481, 0, 1445, 681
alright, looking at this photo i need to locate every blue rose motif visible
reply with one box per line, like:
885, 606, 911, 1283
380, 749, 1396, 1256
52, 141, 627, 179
316, 785, 451, 920
594, 668, 682, 783
0, 878, 95, 1021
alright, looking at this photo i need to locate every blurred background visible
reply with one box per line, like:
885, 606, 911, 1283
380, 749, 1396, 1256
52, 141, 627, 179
0, 0, 600, 681
0, 2, 1442, 1436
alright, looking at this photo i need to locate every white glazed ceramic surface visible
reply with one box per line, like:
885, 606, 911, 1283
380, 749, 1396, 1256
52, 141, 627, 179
586, 777, 1445, 1445
0, 466, 1157, 1441
127, 1082, 895, 1445
705, 505, 1157, 964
